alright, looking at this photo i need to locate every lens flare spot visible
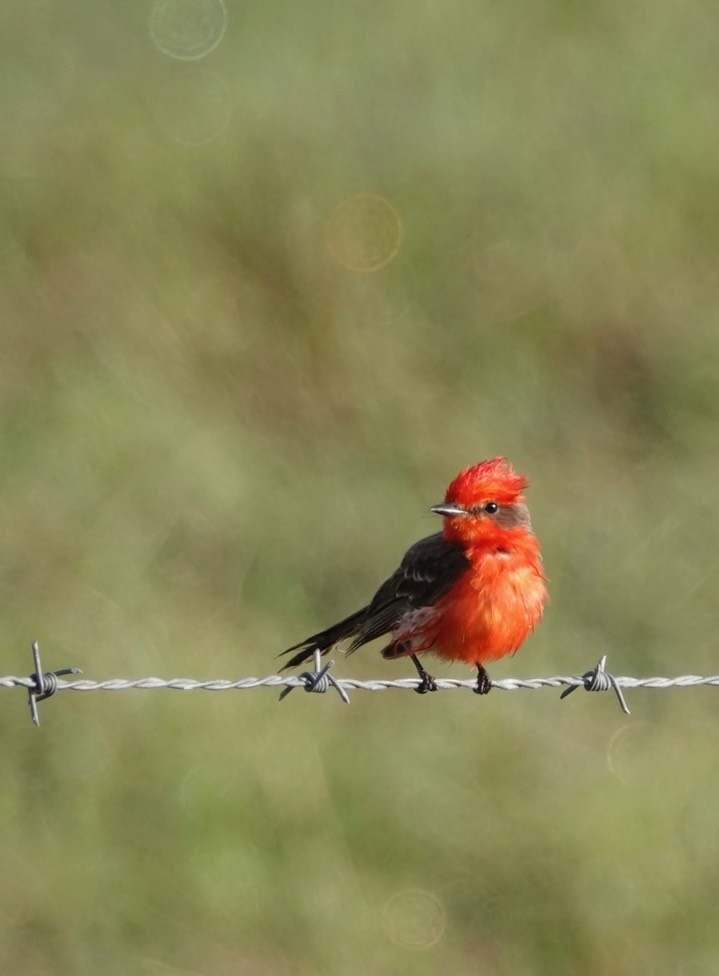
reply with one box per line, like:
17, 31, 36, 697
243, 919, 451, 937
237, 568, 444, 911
150, 0, 228, 61
382, 888, 445, 949
325, 194, 403, 273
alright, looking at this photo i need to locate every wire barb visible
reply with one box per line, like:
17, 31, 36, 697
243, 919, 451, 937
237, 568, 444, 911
27, 640, 82, 727
559, 654, 630, 715
278, 649, 350, 704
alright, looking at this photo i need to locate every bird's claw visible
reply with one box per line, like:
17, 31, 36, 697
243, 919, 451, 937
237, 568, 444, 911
410, 654, 438, 694
473, 666, 492, 695
415, 672, 438, 694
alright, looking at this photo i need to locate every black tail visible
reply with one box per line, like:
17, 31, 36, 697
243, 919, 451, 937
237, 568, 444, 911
280, 607, 369, 670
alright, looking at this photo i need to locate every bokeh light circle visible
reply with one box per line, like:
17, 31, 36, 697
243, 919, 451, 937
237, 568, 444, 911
152, 70, 232, 145
150, 0, 228, 61
382, 888, 445, 949
325, 193, 403, 272
606, 722, 652, 785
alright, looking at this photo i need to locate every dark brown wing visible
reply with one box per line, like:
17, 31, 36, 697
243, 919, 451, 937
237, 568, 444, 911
280, 532, 469, 670
347, 532, 469, 650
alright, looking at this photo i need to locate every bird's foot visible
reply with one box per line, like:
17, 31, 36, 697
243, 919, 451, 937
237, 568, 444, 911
410, 654, 438, 694
473, 665, 492, 695
415, 671, 438, 694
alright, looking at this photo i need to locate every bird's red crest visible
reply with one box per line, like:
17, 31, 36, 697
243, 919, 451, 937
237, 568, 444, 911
445, 457, 528, 507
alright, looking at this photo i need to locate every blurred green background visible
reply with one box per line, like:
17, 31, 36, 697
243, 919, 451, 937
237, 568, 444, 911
2, 0, 719, 973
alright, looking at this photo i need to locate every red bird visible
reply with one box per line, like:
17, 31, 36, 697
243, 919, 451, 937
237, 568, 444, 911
281, 458, 547, 694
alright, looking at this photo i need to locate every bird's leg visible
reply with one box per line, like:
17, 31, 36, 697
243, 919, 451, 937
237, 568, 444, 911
473, 664, 492, 695
410, 654, 438, 694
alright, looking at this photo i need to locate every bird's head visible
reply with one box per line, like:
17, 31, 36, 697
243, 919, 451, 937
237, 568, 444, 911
430, 457, 533, 542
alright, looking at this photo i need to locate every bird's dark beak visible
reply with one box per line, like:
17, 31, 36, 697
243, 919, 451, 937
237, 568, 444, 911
429, 503, 468, 517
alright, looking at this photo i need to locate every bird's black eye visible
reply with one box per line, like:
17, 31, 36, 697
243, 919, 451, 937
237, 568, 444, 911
483, 502, 499, 514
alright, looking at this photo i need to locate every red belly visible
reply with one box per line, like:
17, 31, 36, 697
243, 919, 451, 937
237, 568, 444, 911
431, 560, 546, 664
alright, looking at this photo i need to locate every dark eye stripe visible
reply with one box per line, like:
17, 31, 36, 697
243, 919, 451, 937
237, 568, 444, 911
465, 502, 532, 531
468, 502, 498, 516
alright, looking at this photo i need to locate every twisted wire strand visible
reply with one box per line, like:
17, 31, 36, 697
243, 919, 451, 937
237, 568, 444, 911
13, 637, 716, 726
9, 641, 719, 728
4, 672, 719, 692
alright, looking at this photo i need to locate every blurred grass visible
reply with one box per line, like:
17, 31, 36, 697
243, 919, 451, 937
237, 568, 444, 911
2, 0, 719, 973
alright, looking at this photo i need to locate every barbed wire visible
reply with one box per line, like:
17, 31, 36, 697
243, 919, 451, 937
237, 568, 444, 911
5, 642, 719, 726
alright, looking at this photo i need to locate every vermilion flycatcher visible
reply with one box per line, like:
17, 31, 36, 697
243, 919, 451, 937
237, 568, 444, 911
282, 458, 547, 694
